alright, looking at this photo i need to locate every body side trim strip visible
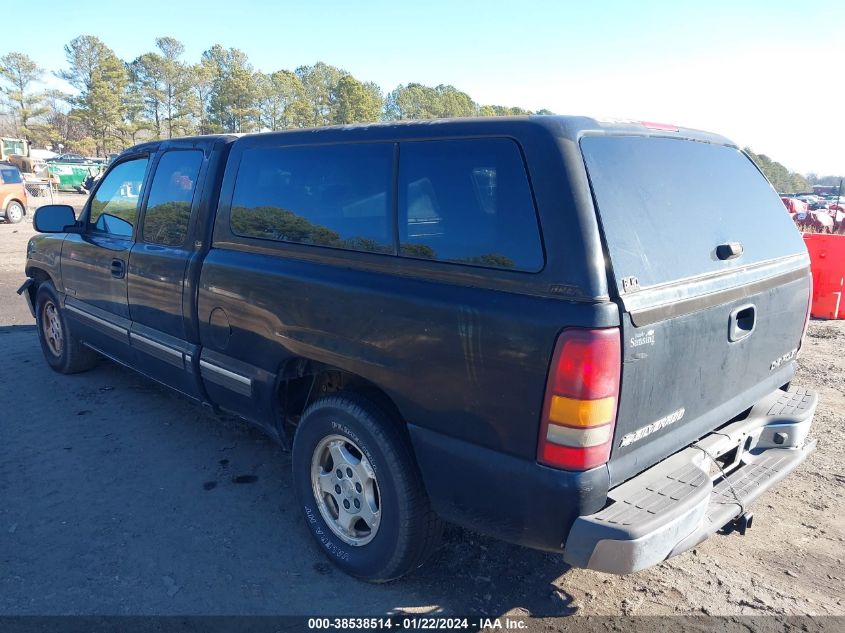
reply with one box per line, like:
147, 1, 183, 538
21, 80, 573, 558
129, 332, 183, 359
129, 332, 185, 368
199, 359, 253, 396
65, 304, 127, 335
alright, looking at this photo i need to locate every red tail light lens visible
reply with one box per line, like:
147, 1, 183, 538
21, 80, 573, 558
538, 328, 621, 470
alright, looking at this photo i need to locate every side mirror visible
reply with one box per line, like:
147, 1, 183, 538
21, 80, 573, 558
93, 213, 133, 237
33, 205, 79, 233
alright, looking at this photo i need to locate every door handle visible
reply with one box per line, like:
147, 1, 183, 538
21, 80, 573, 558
717, 242, 744, 260
110, 258, 126, 279
729, 304, 756, 342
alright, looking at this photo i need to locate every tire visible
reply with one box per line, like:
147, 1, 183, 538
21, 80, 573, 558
35, 282, 98, 374
5, 201, 24, 224
292, 393, 442, 582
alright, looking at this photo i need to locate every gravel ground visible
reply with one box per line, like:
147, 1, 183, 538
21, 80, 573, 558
0, 209, 842, 622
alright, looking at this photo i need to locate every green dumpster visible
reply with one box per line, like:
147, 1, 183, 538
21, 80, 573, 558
46, 161, 104, 191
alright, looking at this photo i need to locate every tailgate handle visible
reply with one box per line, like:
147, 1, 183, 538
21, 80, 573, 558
729, 304, 756, 342
717, 242, 744, 260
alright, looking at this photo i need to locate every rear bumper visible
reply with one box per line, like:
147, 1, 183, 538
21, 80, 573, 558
563, 386, 817, 573
408, 423, 610, 552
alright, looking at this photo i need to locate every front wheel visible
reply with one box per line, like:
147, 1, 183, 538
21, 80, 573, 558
5, 201, 24, 224
292, 394, 442, 582
35, 282, 98, 373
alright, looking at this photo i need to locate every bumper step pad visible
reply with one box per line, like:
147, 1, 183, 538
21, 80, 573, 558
589, 462, 708, 530
702, 446, 809, 535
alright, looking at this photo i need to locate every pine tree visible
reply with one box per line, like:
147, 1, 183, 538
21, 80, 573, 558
0, 52, 49, 140
59, 36, 127, 155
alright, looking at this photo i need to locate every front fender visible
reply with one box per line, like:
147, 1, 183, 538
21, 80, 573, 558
24, 233, 66, 293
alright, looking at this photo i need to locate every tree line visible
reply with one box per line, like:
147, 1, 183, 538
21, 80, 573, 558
743, 150, 843, 195
744, 148, 812, 194
0, 35, 552, 156
1, 36, 840, 192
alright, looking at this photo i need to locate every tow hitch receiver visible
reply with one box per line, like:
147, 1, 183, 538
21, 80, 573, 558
722, 511, 754, 536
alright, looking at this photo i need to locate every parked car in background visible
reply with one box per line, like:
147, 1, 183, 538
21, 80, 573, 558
0, 162, 28, 224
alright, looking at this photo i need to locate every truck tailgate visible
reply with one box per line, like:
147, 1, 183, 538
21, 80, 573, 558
580, 135, 811, 485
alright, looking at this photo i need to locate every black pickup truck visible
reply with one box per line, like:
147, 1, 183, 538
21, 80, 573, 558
19, 116, 817, 581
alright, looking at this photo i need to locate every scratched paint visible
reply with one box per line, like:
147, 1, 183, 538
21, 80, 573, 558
458, 306, 483, 384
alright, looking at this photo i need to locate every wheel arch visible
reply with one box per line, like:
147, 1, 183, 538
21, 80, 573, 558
6, 197, 27, 212
23, 266, 55, 310
275, 356, 410, 446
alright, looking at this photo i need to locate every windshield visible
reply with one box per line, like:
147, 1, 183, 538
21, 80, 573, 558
2, 139, 27, 157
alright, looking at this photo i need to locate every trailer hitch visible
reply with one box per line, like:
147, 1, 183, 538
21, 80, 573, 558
722, 512, 754, 536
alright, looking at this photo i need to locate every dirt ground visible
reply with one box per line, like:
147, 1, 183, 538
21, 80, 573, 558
0, 205, 843, 621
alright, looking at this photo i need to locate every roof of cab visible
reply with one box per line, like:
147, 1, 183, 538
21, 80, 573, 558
235, 115, 737, 148
120, 134, 241, 157
118, 116, 737, 156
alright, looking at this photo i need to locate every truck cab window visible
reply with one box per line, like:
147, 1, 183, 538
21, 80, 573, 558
230, 144, 394, 254
398, 138, 544, 272
88, 158, 148, 238
142, 151, 203, 246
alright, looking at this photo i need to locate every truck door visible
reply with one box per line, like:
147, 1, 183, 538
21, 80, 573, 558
61, 156, 150, 363
127, 149, 206, 398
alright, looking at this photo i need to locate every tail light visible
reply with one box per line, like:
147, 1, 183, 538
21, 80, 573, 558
538, 328, 621, 470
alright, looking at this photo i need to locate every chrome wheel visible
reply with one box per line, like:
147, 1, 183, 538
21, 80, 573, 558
41, 300, 64, 357
310, 434, 381, 546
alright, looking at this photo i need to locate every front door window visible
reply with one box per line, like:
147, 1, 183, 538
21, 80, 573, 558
89, 158, 149, 238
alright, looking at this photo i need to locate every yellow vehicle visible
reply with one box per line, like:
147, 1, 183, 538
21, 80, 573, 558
0, 137, 30, 162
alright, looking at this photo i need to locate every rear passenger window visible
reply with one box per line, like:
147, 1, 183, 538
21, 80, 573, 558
398, 139, 543, 271
230, 144, 393, 253
142, 151, 203, 246
89, 158, 148, 238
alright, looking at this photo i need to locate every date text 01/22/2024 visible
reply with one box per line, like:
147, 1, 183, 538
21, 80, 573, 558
307, 617, 529, 630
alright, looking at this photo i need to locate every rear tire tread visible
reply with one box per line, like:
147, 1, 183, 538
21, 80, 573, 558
295, 392, 443, 582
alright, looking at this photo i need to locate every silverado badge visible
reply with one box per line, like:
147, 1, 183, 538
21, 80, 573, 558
620, 407, 686, 447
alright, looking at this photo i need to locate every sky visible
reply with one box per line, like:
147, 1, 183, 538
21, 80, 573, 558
4, 0, 844, 175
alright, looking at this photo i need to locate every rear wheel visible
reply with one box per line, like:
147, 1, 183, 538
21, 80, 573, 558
292, 393, 442, 582
35, 282, 98, 374
5, 201, 24, 224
